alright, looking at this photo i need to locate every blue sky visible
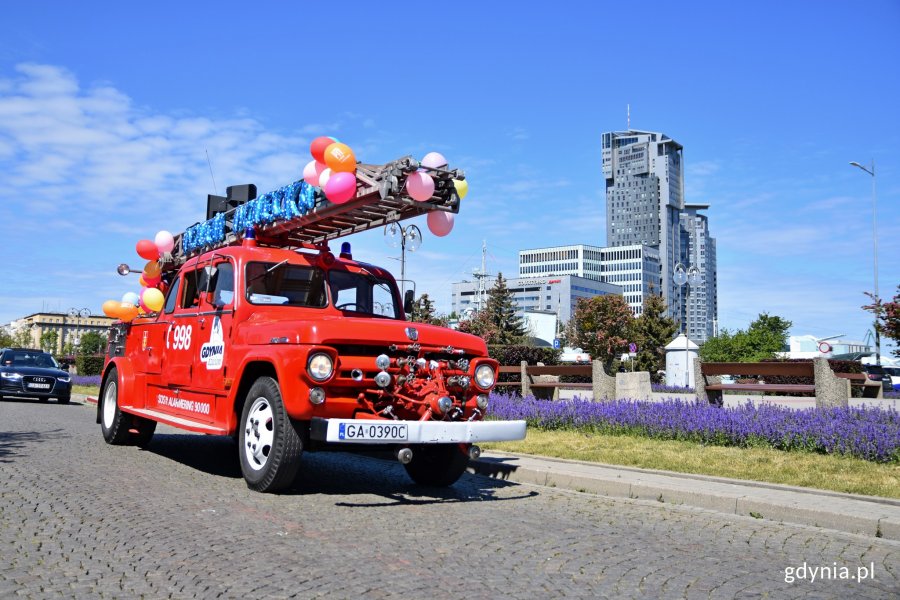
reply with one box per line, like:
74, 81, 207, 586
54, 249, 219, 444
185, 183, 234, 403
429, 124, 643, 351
1, 1, 898, 354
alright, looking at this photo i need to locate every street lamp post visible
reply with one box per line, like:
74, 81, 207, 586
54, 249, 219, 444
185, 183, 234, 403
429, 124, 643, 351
849, 159, 879, 366
67, 307, 91, 352
384, 223, 422, 297
674, 262, 701, 387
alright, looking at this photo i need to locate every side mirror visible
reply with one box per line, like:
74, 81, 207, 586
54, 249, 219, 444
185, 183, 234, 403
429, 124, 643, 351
403, 289, 415, 315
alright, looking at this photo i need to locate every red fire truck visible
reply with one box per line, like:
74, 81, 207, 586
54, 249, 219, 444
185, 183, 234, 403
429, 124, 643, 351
98, 156, 525, 492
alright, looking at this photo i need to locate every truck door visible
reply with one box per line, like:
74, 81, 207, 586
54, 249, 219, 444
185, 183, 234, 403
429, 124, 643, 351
192, 259, 234, 391
161, 267, 202, 387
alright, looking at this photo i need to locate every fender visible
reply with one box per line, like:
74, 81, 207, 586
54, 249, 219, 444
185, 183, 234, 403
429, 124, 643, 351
228, 347, 313, 423
96, 357, 137, 424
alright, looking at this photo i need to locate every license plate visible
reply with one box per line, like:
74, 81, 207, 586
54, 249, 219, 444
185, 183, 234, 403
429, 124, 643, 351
338, 422, 408, 442
27, 383, 51, 389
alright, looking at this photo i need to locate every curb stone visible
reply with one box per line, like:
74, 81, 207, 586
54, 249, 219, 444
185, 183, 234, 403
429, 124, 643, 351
470, 450, 900, 542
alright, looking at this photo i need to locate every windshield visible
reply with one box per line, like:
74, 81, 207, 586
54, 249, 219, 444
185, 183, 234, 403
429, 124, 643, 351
1, 351, 59, 369
328, 268, 401, 319
245, 262, 328, 307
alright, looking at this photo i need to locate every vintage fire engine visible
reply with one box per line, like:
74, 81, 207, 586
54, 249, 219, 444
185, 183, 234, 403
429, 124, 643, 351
98, 156, 526, 492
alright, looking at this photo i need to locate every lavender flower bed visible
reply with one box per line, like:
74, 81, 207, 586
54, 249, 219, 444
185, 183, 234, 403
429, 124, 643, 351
72, 375, 102, 387
651, 383, 695, 394
489, 392, 900, 463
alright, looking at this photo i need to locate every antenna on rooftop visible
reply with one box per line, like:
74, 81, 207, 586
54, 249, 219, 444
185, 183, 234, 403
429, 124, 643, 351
627, 104, 630, 130
206, 148, 218, 196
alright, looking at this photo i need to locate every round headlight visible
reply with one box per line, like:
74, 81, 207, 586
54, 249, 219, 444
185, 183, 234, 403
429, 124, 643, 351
307, 353, 334, 381
474, 364, 496, 389
476, 394, 489, 410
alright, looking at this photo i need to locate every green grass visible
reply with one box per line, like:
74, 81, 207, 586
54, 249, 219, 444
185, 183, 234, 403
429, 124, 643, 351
72, 385, 100, 396
482, 428, 900, 499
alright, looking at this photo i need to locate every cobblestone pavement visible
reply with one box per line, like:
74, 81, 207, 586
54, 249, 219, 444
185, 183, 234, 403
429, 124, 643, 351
1, 399, 898, 599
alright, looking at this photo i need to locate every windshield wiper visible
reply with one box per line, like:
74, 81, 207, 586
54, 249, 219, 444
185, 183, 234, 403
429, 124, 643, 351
248, 259, 289, 284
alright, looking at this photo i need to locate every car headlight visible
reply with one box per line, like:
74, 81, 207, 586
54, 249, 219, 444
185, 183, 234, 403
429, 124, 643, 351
307, 353, 334, 382
1, 372, 22, 380
474, 364, 495, 389
58, 375, 71, 383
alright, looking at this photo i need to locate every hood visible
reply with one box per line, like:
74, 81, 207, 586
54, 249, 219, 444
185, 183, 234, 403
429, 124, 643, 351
0, 365, 69, 377
239, 314, 487, 355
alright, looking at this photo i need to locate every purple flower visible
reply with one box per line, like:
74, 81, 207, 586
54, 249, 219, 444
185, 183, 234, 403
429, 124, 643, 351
488, 393, 900, 463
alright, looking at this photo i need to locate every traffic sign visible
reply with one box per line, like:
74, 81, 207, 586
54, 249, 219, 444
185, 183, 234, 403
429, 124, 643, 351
553, 338, 561, 349
628, 342, 638, 353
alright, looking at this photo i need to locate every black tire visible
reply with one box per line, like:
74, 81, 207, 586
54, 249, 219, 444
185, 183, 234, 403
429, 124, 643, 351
100, 368, 131, 445
238, 377, 305, 493
403, 444, 470, 487
58, 395, 71, 405
131, 416, 157, 448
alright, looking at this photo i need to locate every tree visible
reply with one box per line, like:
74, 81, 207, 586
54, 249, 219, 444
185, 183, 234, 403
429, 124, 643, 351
564, 294, 634, 371
864, 285, 900, 358
630, 294, 677, 381
12, 327, 33, 348
40, 330, 59, 353
457, 273, 527, 345
484, 274, 527, 345
0, 329, 14, 348
78, 331, 107, 355
409, 293, 449, 327
699, 312, 792, 362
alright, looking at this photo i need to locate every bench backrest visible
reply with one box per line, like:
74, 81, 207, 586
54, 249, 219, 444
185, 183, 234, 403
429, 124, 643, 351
700, 362, 814, 377
497, 364, 593, 377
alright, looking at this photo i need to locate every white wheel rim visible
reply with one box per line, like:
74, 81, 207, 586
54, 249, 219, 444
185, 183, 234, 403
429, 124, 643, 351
243, 397, 275, 471
102, 381, 117, 429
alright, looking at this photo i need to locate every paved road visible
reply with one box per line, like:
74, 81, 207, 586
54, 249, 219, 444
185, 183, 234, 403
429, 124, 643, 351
1, 399, 898, 599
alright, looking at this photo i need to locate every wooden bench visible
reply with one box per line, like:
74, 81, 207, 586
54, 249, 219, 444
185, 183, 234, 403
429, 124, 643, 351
696, 359, 874, 408
497, 362, 598, 399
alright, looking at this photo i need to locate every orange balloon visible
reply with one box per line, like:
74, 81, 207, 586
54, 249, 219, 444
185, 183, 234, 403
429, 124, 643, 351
119, 303, 139, 322
102, 300, 121, 318
323, 142, 356, 173
138, 275, 148, 287
143, 260, 161, 278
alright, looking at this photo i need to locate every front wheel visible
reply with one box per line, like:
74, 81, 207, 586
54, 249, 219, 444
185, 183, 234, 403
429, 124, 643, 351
403, 444, 470, 487
100, 369, 131, 445
238, 377, 305, 493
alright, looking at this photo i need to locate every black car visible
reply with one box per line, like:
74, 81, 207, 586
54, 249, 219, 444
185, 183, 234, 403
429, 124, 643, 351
0, 348, 72, 403
861, 364, 893, 393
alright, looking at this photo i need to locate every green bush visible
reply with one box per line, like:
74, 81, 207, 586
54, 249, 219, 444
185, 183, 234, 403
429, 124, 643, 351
76, 354, 105, 376
487, 345, 560, 366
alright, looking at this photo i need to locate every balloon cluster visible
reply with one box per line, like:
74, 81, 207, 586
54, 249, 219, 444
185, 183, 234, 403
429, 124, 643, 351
303, 138, 467, 238
102, 231, 173, 322
412, 151, 470, 237
303, 136, 358, 204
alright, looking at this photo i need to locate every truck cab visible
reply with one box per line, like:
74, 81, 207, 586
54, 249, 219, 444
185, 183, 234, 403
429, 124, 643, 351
100, 234, 525, 492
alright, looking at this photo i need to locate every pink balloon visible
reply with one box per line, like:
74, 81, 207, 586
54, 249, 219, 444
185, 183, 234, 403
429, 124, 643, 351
155, 230, 175, 254
324, 172, 357, 204
406, 171, 435, 201
303, 160, 326, 186
421, 152, 447, 169
427, 211, 454, 237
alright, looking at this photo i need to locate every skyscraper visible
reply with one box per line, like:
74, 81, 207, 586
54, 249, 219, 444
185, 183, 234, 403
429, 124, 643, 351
601, 129, 717, 342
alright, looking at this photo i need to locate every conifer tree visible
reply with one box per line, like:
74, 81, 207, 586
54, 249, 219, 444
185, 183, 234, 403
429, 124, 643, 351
631, 294, 677, 380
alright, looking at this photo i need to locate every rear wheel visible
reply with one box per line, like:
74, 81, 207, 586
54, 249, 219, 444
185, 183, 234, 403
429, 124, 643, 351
100, 369, 131, 445
238, 377, 305, 493
131, 416, 157, 448
403, 444, 470, 487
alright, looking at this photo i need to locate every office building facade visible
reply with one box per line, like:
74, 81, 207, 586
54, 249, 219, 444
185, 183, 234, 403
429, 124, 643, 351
602, 129, 717, 342
518, 244, 661, 316
451, 274, 621, 325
